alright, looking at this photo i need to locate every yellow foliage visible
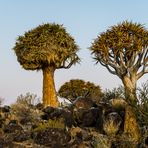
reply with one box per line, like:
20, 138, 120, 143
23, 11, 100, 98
34, 118, 65, 131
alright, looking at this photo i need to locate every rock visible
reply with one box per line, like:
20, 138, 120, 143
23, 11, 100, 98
3, 120, 23, 133
69, 127, 83, 143
73, 108, 102, 127
145, 136, 148, 146
99, 102, 114, 116
35, 103, 44, 110
0, 115, 4, 128
61, 108, 74, 127
77, 141, 92, 148
9, 119, 18, 125
0, 134, 14, 147
33, 128, 70, 147
13, 131, 31, 142
42, 106, 74, 127
42, 107, 62, 119
42, 106, 55, 115
73, 96, 97, 109
82, 108, 102, 127
12, 141, 47, 148
103, 112, 122, 136
2, 106, 10, 113
41, 113, 49, 120
69, 127, 91, 142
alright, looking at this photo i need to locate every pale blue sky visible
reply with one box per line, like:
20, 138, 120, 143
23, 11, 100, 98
0, 0, 148, 104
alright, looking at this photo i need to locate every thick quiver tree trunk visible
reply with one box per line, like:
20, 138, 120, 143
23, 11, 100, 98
122, 75, 138, 106
42, 67, 59, 107
124, 105, 141, 142
122, 76, 141, 142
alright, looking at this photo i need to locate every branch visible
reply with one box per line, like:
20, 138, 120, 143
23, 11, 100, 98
136, 62, 148, 79
100, 61, 117, 75
134, 48, 147, 72
58, 56, 80, 69
99, 60, 106, 66
119, 51, 127, 69
106, 65, 117, 75
127, 52, 136, 68
137, 69, 148, 79
136, 48, 148, 79
99, 55, 127, 77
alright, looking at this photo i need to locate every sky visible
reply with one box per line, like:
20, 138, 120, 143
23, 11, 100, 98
0, 0, 148, 105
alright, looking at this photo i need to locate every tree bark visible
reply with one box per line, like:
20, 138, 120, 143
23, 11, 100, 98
42, 67, 59, 107
124, 105, 141, 142
122, 76, 138, 105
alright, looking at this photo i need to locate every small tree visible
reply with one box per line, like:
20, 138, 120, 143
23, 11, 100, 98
58, 79, 103, 103
90, 21, 148, 105
13, 23, 79, 107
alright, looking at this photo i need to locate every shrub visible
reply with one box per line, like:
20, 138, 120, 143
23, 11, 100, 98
136, 81, 148, 126
11, 92, 41, 124
33, 118, 65, 132
103, 112, 122, 136
102, 85, 125, 102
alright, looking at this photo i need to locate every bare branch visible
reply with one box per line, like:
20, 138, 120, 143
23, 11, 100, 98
127, 52, 136, 68
137, 71, 147, 80
99, 60, 106, 67
106, 65, 117, 75
119, 51, 127, 68
134, 48, 147, 72
100, 61, 117, 75
58, 56, 80, 69
99, 54, 127, 77
136, 66, 148, 79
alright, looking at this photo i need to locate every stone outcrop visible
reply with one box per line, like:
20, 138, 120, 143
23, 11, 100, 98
0, 98, 144, 147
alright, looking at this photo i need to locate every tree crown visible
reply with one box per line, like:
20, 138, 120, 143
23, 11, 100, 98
90, 21, 148, 78
58, 79, 103, 102
13, 23, 80, 70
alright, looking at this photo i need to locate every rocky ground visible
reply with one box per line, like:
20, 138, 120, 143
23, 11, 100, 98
0, 97, 148, 148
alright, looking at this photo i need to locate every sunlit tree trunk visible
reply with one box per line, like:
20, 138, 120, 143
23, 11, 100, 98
42, 67, 59, 107
124, 105, 141, 142
122, 75, 138, 105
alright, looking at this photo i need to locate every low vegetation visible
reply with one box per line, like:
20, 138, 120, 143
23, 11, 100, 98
33, 118, 65, 132
11, 93, 41, 124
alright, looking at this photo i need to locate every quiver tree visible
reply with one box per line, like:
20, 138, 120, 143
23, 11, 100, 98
90, 21, 148, 105
13, 23, 79, 107
58, 79, 103, 103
